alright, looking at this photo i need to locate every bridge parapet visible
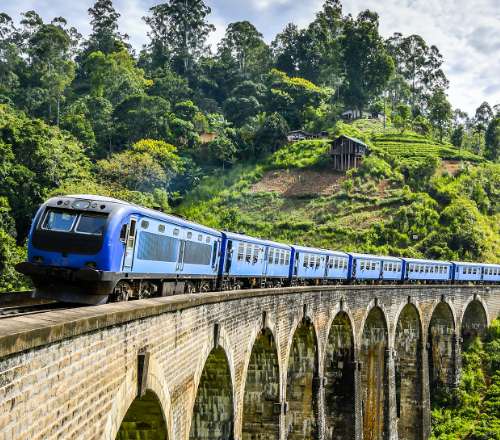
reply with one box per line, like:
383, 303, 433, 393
0, 285, 498, 440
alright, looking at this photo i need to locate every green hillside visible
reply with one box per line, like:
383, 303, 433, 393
176, 119, 500, 262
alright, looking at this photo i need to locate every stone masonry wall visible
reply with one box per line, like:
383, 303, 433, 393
0, 285, 498, 440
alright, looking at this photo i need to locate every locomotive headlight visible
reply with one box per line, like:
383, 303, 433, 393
72, 200, 90, 210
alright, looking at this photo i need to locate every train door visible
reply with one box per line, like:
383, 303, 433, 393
176, 236, 186, 273
324, 255, 330, 278
262, 246, 269, 277
224, 240, 233, 274
122, 217, 138, 271
211, 240, 220, 273
294, 251, 299, 276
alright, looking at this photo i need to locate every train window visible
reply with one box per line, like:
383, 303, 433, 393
237, 243, 244, 261
269, 249, 274, 264
280, 251, 285, 265
253, 246, 259, 264
334, 259, 339, 269
206, 237, 211, 243
173, 228, 180, 236
184, 240, 212, 265
187, 231, 193, 239
315, 256, 320, 268
198, 234, 203, 242
158, 224, 165, 233
275, 250, 280, 264
245, 244, 252, 263
360, 261, 365, 270
371, 262, 376, 270
76, 214, 108, 235
137, 232, 178, 262
141, 220, 149, 229
304, 255, 308, 268
309, 256, 315, 268
285, 252, 290, 265
344, 259, 348, 269
42, 210, 77, 232
211, 241, 218, 267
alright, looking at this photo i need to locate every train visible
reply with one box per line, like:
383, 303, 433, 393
15, 194, 500, 305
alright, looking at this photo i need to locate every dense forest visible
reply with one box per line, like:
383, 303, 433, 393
0, 0, 499, 292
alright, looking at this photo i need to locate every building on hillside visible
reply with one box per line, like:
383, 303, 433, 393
341, 109, 384, 121
329, 135, 369, 171
287, 130, 329, 143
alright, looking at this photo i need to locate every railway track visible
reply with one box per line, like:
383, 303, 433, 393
0, 301, 76, 319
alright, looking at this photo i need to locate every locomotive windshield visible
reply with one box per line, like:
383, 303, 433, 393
33, 208, 109, 255
42, 210, 77, 232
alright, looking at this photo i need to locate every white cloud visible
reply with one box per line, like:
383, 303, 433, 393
1, 0, 499, 113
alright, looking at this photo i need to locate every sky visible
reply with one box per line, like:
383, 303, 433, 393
2, 0, 499, 115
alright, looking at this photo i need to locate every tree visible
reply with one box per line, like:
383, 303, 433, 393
27, 21, 76, 124
218, 21, 270, 76
144, 0, 215, 74
341, 11, 394, 111
272, 23, 302, 76
83, 0, 128, 55
113, 95, 171, 147
393, 103, 411, 133
428, 88, 452, 142
253, 112, 289, 156
386, 33, 449, 112
451, 125, 465, 150
485, 116, 499, 161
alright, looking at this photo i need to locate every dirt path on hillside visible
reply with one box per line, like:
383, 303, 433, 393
251, 169, 345, 197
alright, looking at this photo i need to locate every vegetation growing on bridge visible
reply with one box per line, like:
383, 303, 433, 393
431, 319, 500, 439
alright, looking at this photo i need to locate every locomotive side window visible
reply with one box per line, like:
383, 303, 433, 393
137, 232, 177, 262
42, 210, 77, 232
76, 214, 108, 235
184, 241, 212, 265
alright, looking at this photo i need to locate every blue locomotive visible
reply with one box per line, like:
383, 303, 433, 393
15, 195, 500, 304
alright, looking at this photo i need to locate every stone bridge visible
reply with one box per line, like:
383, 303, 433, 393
1, 285, 499, 440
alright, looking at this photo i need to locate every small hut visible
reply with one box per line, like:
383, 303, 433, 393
329, 135, 369, 171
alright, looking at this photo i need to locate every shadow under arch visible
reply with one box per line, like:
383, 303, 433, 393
116, 390, 168, 440
285, 317, 320, 439
394, 303, 423, 440
242, 328, 280, 440
428, 301, 456, 405
461, 299, 488, 348
360, 306, 389, 440
324, 310, 356, 440
189, 345, 234, 440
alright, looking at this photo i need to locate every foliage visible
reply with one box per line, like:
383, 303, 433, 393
431, 320, 500, 439
269, 140, 331, 169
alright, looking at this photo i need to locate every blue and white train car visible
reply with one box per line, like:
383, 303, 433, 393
482, 263, 500, 283
403, 258, 452, 282
291, 246, 350, 283
452, 261, 483, 282
348, 253, 401, 281
220, 232, 291, 288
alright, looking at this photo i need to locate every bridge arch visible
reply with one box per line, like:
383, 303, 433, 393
188, 326, 235, 440
241, 325, 281, 440
285, 316, 320, 439
460, 297, 489, 347
360, 305, 389, 440
104, 356, 173, 440
427, 300, 457, 404
324, 310, 356, 440
393, 302, 423, 440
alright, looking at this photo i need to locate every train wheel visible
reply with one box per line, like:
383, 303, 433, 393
185, 282, 196, 294
112, 281, 131, 302
199, 282, 210, 293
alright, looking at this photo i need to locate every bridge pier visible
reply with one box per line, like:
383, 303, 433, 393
0, 286, 498, 440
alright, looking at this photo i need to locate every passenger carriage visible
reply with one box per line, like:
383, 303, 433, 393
403, 258, 452, 283
452, 261, 484, 282
220, 232, 291, 289
348, 253, 403, 281
291, 246, 350, 284
481, 263, 500, 283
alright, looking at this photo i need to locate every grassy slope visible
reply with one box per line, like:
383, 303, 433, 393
175, 120, 499, 261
